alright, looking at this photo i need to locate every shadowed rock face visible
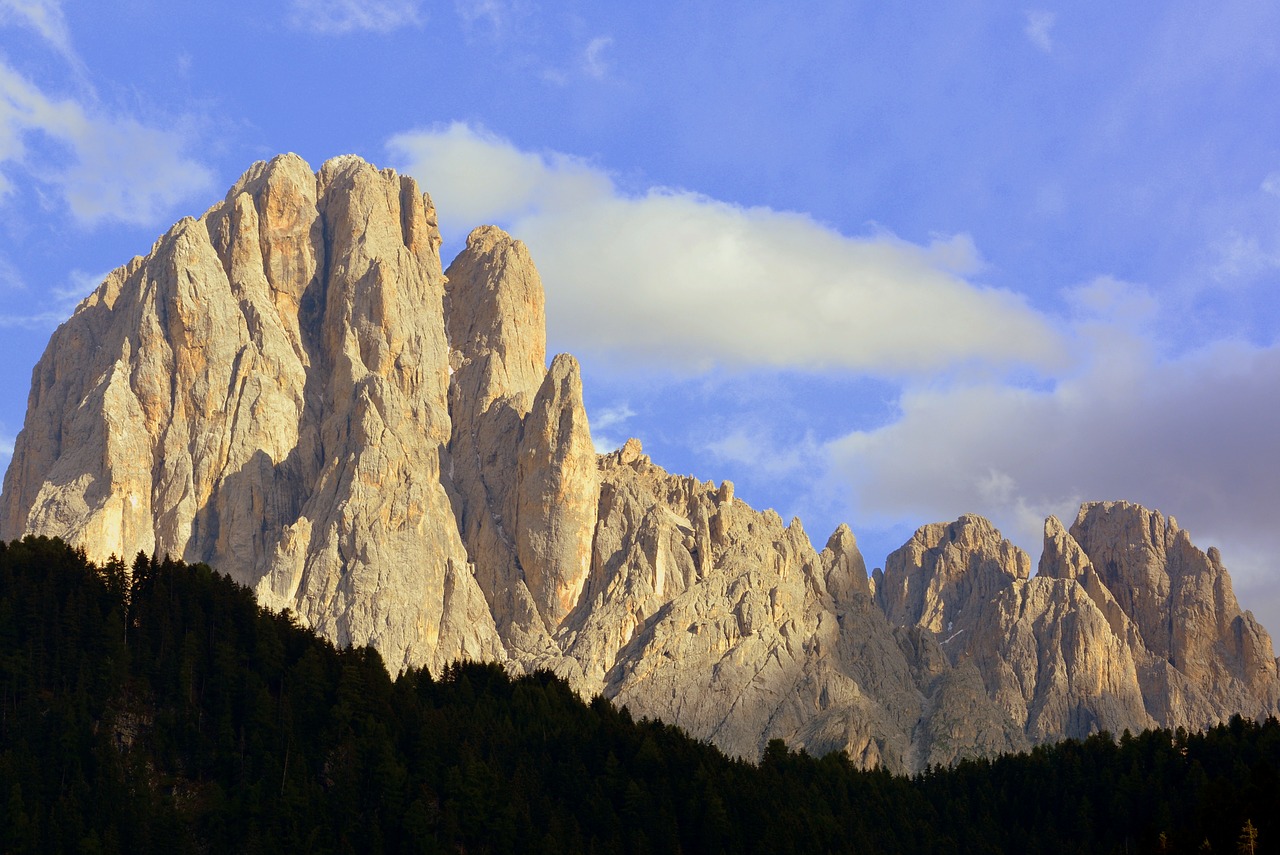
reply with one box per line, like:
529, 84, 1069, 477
4, 154, 1278, 772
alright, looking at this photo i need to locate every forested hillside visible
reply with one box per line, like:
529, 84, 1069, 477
1, 536, 1276, 854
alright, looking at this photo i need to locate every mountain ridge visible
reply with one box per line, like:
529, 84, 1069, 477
3, 152, 1277, 772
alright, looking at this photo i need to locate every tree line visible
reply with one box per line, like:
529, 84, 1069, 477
1, 535, 1276, 853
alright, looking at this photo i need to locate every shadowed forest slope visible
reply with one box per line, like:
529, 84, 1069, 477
1, 536, 1278, 854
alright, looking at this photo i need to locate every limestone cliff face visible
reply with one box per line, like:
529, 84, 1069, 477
442, 225, 552, 657
4, 154, 1278, 773
876, 515, 1030, 636
562, 448, 927, 767
1040, 502, 1280, 730
516, 353, 599, 630
441, 227, 600, 660
0, 154, 504, 674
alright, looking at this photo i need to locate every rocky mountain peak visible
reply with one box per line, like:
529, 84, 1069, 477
1, 153, 499, 674
3, 153, 1277, 773
445, 224, 547, 414
876, 514, 1030, 634
820, 523, 871, 604
515, 352, 599, 628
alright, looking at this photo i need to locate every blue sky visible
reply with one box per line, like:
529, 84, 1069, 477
2, 1, 1279, 626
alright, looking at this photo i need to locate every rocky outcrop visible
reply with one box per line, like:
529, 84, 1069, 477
0, 154, 503, 674
879, 506, 1280, 748
1040, 502, 1280, 730
965, 574, 1154, 742
515, 354, 599, 630
442, 225, 552, 658
876, 515, 1030, 637
876, 516, 1151, 751
563, 447, 928, 767
4, 154, 1278, 773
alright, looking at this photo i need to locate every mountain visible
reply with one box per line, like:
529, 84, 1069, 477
3, 153, 1277, 772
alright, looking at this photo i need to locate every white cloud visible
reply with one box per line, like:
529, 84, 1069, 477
0, 0, 73, 59
289, 0, 422, 34
705, 427, 821, 481
455, 0, 523, 37
389, 122, 1068, 377
827, 329, 1280, 621
592, 402, 635, 431
1062, 275, 1158, 324
389, 122, 613, 227
1210, 231, 1280, 284
1024, 10, 1056, 53
59, 114, 213, 225
0, 60, 212, 225
589, 401, 636, 452
1263, 171, 1280, 197
583, 36, 613, 79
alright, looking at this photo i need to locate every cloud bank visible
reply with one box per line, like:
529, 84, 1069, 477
829, 313, 1280, 601
390, 122, 1067, 376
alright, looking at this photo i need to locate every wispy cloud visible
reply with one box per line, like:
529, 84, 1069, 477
455, 0, 522, 37
583, 36, 613, 79
592, 402, 635, 431
0, 6, 213, 227
389, 122, 1067, 377
0, 255, 24, 290
588, 401, 635, 453
1262, 171, 1280, 197
0, 308, 70, 328
0, 61, 214, 225
1210, 232, 1280, 284
289, 0, 423, 34
1024, 10, 1056, 53
0, 267, 104, 328
0, 0, 74, 60
705, 427, 822, 481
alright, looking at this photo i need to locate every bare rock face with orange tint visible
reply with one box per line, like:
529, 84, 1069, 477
4, 154, 1278, 774
442, 225, 555, 658
866, 506, 1280, 759
1040, 502, 1280, 730
515, 353, 599, 629
557, 445, 936, 767
876, 514, 1030, 636
0, 154, 504, 674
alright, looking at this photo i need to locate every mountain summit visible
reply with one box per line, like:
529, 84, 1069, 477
3, 154, 1277, 771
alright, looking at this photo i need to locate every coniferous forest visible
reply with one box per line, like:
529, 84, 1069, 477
1, 536, 1278, 854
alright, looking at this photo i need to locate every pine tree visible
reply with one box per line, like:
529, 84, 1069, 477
1238, 818, 1258, 855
